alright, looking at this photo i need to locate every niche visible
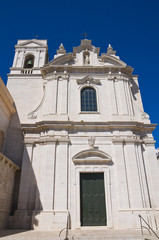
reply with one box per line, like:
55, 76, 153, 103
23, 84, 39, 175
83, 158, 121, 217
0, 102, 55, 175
83, 51, 90, 65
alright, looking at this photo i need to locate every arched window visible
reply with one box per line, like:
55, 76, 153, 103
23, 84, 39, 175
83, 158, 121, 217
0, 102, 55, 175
81, 87, 97, 111
24, 54, 34, 68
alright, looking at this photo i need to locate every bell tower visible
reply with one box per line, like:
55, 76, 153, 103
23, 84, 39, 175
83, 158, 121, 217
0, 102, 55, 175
7, 39, 48, 123
10, 39, 48, 75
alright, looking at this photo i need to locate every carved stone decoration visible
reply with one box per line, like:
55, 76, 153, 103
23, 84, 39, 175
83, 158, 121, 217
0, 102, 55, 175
72, 148, 112, 164
63, 70, 69, 80
28, 82, 46, 119
88, 137, 96, 148
117, 76, 129, 81
44, 71, 57, 81
107, 44, 116, 55
56, 43, 66, 55
108, 75, 129, 82
77, 75, 100, 85
141, 113, 150, 120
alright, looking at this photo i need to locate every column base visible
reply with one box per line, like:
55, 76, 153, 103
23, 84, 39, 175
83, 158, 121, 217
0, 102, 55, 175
31, 210, 69, 230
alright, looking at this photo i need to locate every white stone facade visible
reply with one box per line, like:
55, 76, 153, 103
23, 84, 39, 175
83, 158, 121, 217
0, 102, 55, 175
6, 39, 159, 230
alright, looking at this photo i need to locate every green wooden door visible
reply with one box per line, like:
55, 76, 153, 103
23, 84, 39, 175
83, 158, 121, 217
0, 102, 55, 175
80, 173, 107, 226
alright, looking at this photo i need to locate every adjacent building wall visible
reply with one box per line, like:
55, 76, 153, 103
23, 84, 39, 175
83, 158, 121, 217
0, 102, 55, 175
0, 77, 20, 229
0, 153, 19, 229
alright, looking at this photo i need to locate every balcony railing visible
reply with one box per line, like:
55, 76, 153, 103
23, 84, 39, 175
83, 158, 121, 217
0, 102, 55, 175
21, 69, 33, 74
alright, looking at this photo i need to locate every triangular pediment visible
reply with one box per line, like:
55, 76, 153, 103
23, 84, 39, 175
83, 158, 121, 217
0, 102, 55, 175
16, 39, 47, 48
72, 149, 112, 164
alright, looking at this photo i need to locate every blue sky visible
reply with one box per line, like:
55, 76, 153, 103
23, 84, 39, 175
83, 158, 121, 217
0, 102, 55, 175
0, 0, 159, 147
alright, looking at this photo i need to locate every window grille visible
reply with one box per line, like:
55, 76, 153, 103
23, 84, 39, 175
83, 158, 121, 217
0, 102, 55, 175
81, 87, 97, 111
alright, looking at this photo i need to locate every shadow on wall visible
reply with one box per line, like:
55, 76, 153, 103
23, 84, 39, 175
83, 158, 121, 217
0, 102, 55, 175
0, 111, 43, 235
8, 143, 43, 231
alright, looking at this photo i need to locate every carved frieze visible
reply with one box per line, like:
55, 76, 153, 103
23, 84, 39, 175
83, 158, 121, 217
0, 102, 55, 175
77, 75, 101, 85
108, 74, 129, 82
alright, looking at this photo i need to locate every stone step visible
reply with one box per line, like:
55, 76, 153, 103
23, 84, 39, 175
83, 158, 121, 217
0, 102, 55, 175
0, 229, 158, 240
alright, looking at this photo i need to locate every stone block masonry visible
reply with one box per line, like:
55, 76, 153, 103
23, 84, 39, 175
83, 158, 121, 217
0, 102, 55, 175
0, 153, 19, 229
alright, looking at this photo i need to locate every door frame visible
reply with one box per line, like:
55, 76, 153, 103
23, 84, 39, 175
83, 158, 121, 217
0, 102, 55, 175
75, 166, 113, 228
80, 172, 107, 226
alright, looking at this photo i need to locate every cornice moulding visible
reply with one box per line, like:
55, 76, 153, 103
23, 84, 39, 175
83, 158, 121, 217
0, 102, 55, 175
0, 77, 15, 115
21, 121, 157, 133
41, 65, 133, 77
0, 152, 20, 171
24, 136, 70, 144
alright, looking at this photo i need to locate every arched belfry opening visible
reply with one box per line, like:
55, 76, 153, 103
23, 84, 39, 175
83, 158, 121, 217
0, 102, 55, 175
24, 54, 34, 68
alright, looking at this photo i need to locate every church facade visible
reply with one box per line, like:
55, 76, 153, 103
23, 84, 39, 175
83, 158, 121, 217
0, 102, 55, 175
6, 39, 159, 230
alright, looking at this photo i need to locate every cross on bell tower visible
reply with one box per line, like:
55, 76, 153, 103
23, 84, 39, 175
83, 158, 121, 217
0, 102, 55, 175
82, 32, 89, 39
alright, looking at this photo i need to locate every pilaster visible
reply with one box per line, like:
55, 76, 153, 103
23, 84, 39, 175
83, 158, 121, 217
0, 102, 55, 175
61, 72, 69, 114
54, 138, 69, 210
13, 143, 33, 229
108, 76, 118, 114
113, 139, 130, 209
44, 72, 58, 115
17, 143, 33, 210
143, 140, 159, 208
43, 141, 56, 210
124, 140, 143, 208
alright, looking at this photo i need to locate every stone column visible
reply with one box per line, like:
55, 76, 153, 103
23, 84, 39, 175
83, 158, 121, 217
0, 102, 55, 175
114, 78, 122, 114
17, 143, 33, 210
124, 140, 143, 208
118, 80, 128, 114
108, 76, 118, 114
54, 139, 69, 210
57, 77, 63, 115
124, 81, 134, 116
43, 141, 56, 210
143, 140, 159, 208
43, 72, 58, 115
34, 143, 46, 211
113, 139, 130, 209
60, 72, 69, 114
13, 51, 18, 67
136, 143, 151, 208
13, 143, 33, 228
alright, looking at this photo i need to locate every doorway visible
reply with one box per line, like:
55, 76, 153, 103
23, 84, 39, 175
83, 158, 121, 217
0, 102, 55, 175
80, 173, 107, 226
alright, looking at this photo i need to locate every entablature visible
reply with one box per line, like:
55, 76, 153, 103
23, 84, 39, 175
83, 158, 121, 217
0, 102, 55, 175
41, 65, 133, 78
21, 121, 157, 134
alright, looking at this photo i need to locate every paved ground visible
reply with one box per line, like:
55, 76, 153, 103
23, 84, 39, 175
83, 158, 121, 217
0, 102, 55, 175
0, 229, 158, 240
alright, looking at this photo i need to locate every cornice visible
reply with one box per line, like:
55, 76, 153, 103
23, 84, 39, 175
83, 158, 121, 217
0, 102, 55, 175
41, 65, 133, 77
15, 39, 48, 49
24, 136, 70, 145
21, 121, 157, 133
0, 77, 15, 116
0, 152, 20, 171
